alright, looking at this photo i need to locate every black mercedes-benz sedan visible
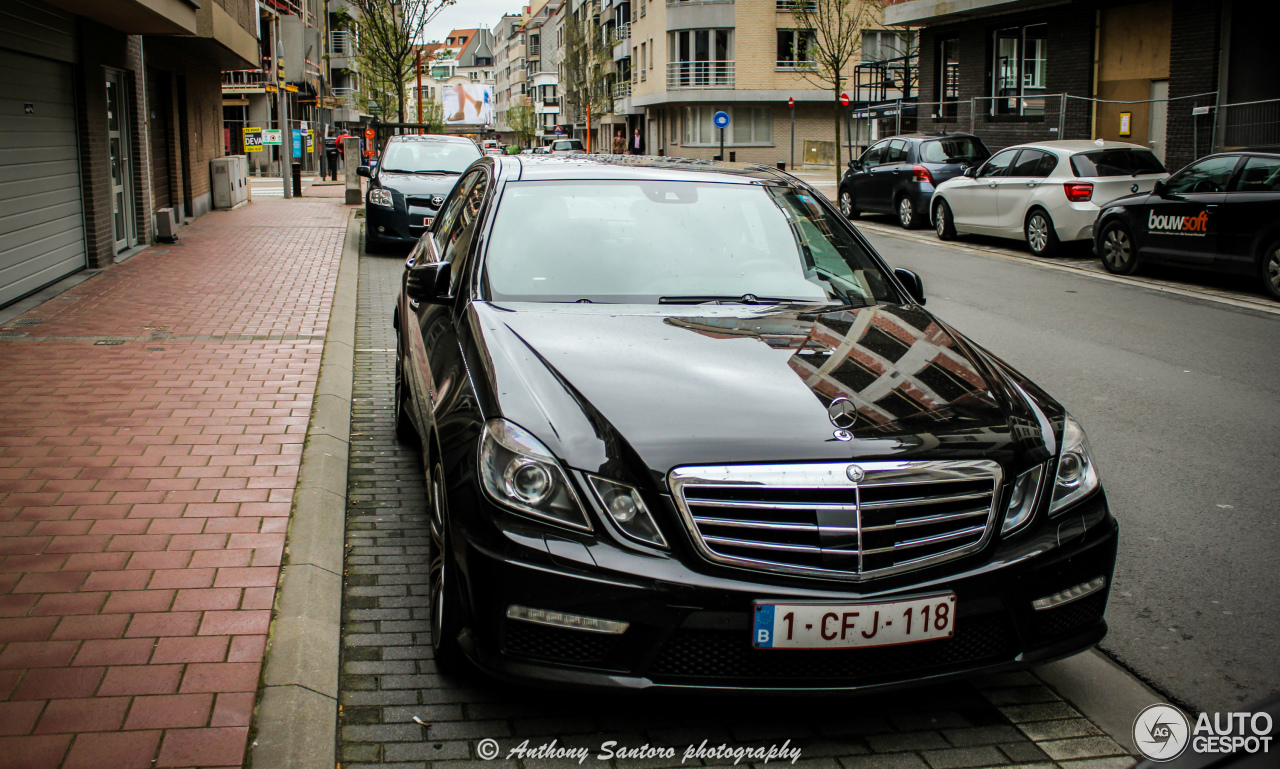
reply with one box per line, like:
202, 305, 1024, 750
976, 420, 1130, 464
394, 154, 1118, 691
359, 134, 480, 252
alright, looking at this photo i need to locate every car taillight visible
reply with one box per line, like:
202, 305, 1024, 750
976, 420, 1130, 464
1064, 182, 1094, 202
912, 165, 934, 185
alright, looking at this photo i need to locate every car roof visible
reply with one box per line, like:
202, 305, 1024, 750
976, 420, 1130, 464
1005, 139, 1154, 154
1240, 145, 1280, 155
883, 133, 980, 142
386, 134, 474, 144
500, 154, 795, 184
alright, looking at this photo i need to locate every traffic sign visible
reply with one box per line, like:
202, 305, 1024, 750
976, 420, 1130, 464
553, 125, 564, 135
713, 111, 731, 128
364, 127, 376, 140
840, 93, 850, 107
262, 129, 282, 145
788, 97, 795, 109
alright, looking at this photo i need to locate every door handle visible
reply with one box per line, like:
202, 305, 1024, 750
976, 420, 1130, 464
1026, 182, 1038, 187
988, 183, 997, 188
1205, 205, 1218, 212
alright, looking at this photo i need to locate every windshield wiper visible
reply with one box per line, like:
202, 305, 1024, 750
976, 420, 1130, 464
411, 169, 456, 175
380, 168, 416, 174
658, 294, 811, 305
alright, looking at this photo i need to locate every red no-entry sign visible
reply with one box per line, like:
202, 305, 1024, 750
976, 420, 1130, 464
788, 97, 795, 109
840, 93, 850, 107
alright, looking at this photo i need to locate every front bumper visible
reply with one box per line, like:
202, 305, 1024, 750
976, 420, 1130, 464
451, 488, 1118, 692
365, 198, 437, 245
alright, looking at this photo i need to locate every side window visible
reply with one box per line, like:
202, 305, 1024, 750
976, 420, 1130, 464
1036, 151, 1059, 177
861, 141, 887, 166
440, 172, 491, 266
1007, 149, 1046, 177
884, 139, 908, 164
977, 148, 1018, 178
1231, 156, 1280, 192
1166, 155, 1240, 195
432, 170, 482, 257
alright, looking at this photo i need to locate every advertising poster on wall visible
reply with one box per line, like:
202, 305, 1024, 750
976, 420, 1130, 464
443, 83, 493, 125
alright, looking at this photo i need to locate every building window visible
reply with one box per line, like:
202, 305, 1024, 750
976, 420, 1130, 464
682, 106, 772, 146
669, 29, 733, 87
992, 24, 1047, 115
862, 30, 908, 63
938, 37, 959, 118
776, 29, 815, 69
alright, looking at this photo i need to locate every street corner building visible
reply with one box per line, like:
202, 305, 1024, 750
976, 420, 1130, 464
0, 0, 256, 309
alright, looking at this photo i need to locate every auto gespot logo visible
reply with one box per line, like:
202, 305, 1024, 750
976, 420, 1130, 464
1148, 209, 1209, 236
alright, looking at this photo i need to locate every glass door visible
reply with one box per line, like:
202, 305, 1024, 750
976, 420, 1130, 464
106, 70, 137, 252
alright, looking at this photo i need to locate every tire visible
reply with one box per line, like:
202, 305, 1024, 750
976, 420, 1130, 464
393, 350, 418, 445
933, 199, 957, 241
428, 461, 467, 674
1260, 241, 1280, 301
1025, 209, 1060, 257
897, 196, 920, 229
838, 189, 860, 219
1098, 220, 1140, 275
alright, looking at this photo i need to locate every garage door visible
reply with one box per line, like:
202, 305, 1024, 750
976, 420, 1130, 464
0, 48, 88, 307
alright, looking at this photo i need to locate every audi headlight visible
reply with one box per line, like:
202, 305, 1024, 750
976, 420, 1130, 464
588, 476, 667, 548
1048, 415, 1101, 515
1001, 464, 1044, 535
368, 187, 394, 208
479, 419, 590, 530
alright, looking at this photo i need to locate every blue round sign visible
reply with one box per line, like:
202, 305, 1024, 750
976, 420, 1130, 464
713, 111, 731, 129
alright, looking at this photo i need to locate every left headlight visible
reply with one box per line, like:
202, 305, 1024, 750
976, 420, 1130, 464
368, 187, 394, 208
1048, 415, 1101, 515
479, 419, 590, 531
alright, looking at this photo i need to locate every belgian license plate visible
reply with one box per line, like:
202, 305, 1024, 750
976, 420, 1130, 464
753, 593, 956, 650
421, 216, 434, 228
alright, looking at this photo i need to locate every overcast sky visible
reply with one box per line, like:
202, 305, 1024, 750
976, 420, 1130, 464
422, 0, 521, 43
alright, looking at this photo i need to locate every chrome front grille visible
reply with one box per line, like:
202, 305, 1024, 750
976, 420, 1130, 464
669, 461, 1003, 580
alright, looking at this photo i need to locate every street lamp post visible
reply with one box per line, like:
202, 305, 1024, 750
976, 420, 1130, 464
275, 23, 293, 199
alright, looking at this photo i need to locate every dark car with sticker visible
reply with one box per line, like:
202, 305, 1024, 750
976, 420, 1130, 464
394, 154, 1118, 691
359, 134, 481, 252
1094, 148, 1280, 299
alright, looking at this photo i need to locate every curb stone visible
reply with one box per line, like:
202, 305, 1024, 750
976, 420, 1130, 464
248, 208, 361, 768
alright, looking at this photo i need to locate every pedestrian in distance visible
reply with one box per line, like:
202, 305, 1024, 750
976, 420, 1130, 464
630, 128, 643, 155
612, 131, 625, 155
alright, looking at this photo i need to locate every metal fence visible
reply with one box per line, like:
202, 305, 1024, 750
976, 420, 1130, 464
1221, 97, 1280, 148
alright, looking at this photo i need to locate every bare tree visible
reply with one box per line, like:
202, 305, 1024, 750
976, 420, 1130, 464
559, 9, 614, 145
343, 0, 454, 122
786, 0, 885, 181
506, 99, 540, 148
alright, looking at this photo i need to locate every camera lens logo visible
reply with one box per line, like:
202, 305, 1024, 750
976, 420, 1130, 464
1133, 704, 1191, 761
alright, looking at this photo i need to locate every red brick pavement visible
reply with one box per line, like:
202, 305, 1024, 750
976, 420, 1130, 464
0, 190, 353, 769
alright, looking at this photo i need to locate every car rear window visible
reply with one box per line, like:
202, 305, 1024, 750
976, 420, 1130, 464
920, 137, 988, 164
553, 140, 583, 150
1070, 149, 1166, 177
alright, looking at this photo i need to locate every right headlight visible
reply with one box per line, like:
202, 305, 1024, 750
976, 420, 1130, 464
368, 187, 394, 208
479, 419, 590, 531
1048, 415, 1101, 515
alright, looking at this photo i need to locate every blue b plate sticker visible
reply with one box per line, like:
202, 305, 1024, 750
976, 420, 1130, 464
754, 603, 776, 648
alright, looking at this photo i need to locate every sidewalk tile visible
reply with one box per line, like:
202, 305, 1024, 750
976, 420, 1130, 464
97, 664, 183, 696
123, 693, 214, 730
11, 667, 104, 699
34, 697, 131, 733
0, 734, 72, 769
62, 730, 161, 769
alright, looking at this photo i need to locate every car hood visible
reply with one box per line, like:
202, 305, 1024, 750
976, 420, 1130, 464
376, 171, 464, 196
471, 302, 1055, 482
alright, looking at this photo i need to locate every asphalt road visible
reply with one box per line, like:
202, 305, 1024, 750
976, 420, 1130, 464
861, 225, 1280, 714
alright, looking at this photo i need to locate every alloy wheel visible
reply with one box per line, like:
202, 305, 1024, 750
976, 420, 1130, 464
935, 205, 947, 237
1267, 247, 1280, 296
1102, 227, 1132, 272
1027, 214, 1050, 253
898, 198, 914, 228
839, 191, 853, 217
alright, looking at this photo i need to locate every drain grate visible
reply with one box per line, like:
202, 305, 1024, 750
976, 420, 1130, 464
8, 318, 44, 327
94, 339, 128, 346
0, 331, 28, 339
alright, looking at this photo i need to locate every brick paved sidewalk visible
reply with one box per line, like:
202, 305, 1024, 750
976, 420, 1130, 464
0, 190, 352, 769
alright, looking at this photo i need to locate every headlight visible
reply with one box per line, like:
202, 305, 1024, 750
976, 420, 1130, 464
479, 419, 590, 530
368, 187, 394, 208
1001, 463, 1044, 534
588, 476, 667, 549
1048, 415, 1101, 515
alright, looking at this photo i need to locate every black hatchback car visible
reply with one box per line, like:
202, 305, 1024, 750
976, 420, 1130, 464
395, 155, 1117, 691
839, 134, 990, 229
359, 134, 481, 251
1094, 149, 1280, 299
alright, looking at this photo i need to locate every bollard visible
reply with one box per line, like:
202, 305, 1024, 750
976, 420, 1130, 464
777, 162, 786, 171
343, 138, 362, 205
729, 151, 736, 162
291, 162, 302, 197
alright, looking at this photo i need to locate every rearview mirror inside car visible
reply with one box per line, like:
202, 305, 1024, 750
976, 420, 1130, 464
894, 268, 926, 306
405, 261, 452, 305
356, 165, 370, 178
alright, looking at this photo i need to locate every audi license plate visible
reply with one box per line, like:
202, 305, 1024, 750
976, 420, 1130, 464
421, 216, 434, 228
753, 593, 956, 650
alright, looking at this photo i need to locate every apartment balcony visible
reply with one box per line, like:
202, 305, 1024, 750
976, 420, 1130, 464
613, 81, 632, 99
333, 87, 358, 108
667, 60, 734, 89
667, 0, 734, 5
618, 21, 631, 39
330, 30, 355, 56
775, 0, 813, 10
221, 69, 271, 94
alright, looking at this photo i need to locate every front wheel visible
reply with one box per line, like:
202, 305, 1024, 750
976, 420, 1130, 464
934, 200, 957, 241
1260, 241, 1280, 301
1025, 209, 1060, 257
1099, 221, 1139, 275
839, 190, 860, 219
428, 462, 466, 674
897, 196, 919, 229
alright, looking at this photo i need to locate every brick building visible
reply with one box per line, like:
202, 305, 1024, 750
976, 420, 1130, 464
0, 0, 257, 308
884, 0, 1278, 172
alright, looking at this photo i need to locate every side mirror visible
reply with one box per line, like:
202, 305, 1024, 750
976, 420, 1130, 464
356, 165, 370, 178
849, 160, 862, 171
405, 261, 452, 305
894, 268, 926, 306
1152, 178, 1167, 197
962, 166, 978, 178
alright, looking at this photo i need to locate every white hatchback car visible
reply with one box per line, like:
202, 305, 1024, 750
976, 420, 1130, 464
931, 140, 1168, 256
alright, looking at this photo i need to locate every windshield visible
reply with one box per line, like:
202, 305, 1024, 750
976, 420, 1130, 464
1069, 149, 1166, 177
380, 141, 480, 174
484, 181, 898, 305
921, 137, 987, 164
